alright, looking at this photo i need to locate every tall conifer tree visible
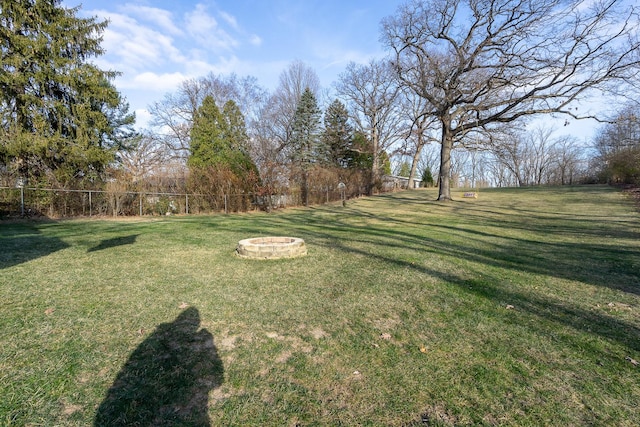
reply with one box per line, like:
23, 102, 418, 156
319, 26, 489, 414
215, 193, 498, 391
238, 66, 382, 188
0, 0, 135, 185
290, 88, 322, 205
323, 99, 353, 168
189, 96, 225, 168
189, 96, 258, 180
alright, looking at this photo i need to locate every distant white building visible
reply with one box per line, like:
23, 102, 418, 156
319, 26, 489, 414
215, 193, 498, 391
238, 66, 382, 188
382, 175, 422, 190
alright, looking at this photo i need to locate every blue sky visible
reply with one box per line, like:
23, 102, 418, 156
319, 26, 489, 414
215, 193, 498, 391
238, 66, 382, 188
63, 0, 614, 141
66, 0, 404, 129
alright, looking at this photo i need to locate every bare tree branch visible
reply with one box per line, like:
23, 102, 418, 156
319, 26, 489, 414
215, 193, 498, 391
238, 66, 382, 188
382, 0, 639, 200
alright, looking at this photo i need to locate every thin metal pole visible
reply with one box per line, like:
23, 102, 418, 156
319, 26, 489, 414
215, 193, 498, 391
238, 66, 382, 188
89, 191, 92, 217
20, 186, 25, 216
185, 194, 189, 214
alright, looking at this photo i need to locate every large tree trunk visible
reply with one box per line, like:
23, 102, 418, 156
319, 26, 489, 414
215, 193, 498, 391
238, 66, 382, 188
369, 124, 379, 196
438, 125, 453, 201
302, 169, 309, 207
369, 151, 378, 196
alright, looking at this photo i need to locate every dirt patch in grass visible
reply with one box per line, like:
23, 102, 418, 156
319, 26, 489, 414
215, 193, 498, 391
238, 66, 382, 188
217, 334, 238, 351
309, 326, 329, 339
62, 403, 82, 416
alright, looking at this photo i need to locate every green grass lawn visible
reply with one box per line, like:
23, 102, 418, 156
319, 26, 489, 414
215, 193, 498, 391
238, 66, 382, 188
1, 185, 639, 426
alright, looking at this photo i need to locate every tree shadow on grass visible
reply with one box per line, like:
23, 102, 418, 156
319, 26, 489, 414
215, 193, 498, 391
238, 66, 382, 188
227, 208, 640, 349
0, 223, 69, 269
88, 234, 139, 253
232, 198, 640, 296
94, 307, 223, 426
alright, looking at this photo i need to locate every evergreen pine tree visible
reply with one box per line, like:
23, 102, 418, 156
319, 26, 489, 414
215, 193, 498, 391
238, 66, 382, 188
421, 167, 434, 187
189, 96, 259, 181
221, 100, 258, 178
397, 162, 411, 177
323, 99, 353, 168
189, 96, 226, 168
0, 0, 135, 186
290, 88, 322, 205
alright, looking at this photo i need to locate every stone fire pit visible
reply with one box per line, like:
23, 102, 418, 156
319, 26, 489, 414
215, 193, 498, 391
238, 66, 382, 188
236, 237, 307, 259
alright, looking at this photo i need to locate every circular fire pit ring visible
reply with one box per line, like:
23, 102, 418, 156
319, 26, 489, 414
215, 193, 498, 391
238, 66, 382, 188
236, 236, 307, 259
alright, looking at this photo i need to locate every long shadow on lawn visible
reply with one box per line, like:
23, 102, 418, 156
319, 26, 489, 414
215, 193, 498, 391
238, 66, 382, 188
88, 234, 139, 253
249, 201, 640, 296
0, 223, 69, 269
94, 307, 223, 426
303, 224, 640, 354
225, 205, 640, 353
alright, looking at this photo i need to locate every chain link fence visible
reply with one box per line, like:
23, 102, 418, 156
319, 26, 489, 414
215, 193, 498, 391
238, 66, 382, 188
0, 185, 364, 219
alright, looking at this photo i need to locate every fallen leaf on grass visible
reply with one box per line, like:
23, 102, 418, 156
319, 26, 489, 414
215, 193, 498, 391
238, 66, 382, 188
505, 304, 515, 310
606, 302, 633, 311
179, 302, 189, 309
44, 308, 55, 315
420, 346, 428, 354
380, 333, 392, 340
625, 356, 639, 366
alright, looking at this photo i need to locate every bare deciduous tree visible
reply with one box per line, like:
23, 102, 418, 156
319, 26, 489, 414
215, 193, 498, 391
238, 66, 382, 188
262, 60, 321, 152
418, 143, 441, 187
251, 61, 321, 195
592, 104, 640, 183
335, 59, 402, 194
117, 133, 171, 185
550, 135, 586, 185
148, 73, 267, 160
382, 0, 640, 200
492, 126, 587, 186
398, 85, 440, 188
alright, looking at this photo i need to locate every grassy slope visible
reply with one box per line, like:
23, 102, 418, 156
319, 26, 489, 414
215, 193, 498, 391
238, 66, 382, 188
0, 185, 638, 426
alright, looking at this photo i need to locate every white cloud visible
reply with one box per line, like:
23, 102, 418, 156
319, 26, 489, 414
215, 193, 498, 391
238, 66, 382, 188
249, 34, 263, 47
89, 10, 186, 73
119, 5, 183, 36
219, 11, 239, 30
78, 2, 272, 129
133, 108, 153, 130
322, 48, 381, 69
184, 4, 239, 52
126, 71, 189, 91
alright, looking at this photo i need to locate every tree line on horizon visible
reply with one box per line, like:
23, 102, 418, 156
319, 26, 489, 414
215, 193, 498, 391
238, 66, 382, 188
1, 0, 639, 216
